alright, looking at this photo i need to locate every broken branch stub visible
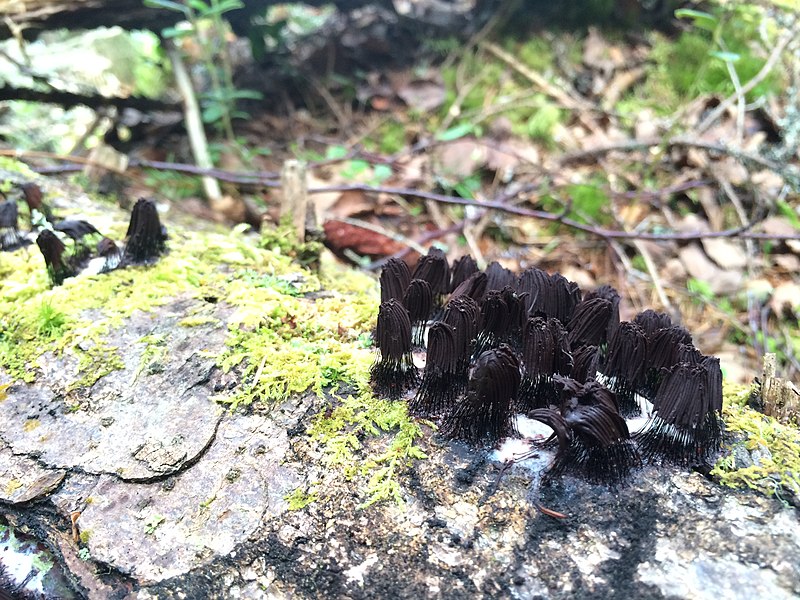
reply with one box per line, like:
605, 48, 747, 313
761, 353, 799, 426
280, 159, 313, 243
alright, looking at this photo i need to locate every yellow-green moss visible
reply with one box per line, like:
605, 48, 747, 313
134, 334, 168, 380
0, 156, 38, 179
0, 217, 299, 388
308, 392, 428, 508
712, 383, 800, 504
79, 529, 92, 544
216, 257, 375, 408
285, 487, 319, 510
4, 479, 22, 496
178, 315, 219, 328
0, 166, 427, 508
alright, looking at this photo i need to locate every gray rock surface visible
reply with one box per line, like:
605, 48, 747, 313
0, 300, 225, 481
0, 169, 798, 600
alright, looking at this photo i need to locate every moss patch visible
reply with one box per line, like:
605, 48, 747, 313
713, 383, 800, 504
285, 487, 319, 511
1, 164, 427, 507
0, 227, 284, 386
308, 392, 428, 508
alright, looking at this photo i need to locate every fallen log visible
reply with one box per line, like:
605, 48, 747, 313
0, 0, 387, 40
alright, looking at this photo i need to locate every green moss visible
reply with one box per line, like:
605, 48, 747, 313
440, 42, 566, 145
0, 213, 295, 387
0, 156, 38, 178
285, 486, 319, 510
641, 8, 783, 115
68, 339, 125, 392
216, 258, 375, 408
511, 36, 556, 74
178, 315, 220, 328
373, 120, 407, 155
309, 392, 428, 508
525, 101, 562, 145
134, 334, 168, 380
79, 529, 92, 544
1, 164, 428, 508
712, 383, 800, 504
259, 218, 323, 269
144, 514, 165, 535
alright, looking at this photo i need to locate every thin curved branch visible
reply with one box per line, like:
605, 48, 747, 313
306, 182, 798, 242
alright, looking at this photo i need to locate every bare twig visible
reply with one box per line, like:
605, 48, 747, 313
165, 41, 221, 203
305, 182, 800, 242
0, 150, 281, 183
481, 41, 592, 111
7, 141, 798, 243
561, 136, 799, 187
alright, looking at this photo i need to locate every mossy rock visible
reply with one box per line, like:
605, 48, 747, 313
1, 161, 799, 599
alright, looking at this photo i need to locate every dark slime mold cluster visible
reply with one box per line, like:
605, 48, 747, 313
1, 190, 167, 286
371, 249, 724, 486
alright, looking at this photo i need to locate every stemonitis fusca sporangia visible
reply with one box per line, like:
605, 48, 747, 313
1, 194, 167, 286
371, 248, 724, 503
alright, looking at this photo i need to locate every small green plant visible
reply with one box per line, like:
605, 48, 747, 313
35, 302, 67, 338
144, 0, 263, 142
325, 146, 394, 186
144, 514, 165, 535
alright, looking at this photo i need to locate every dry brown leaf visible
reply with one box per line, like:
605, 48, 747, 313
616, 201, 646, 225
773, 254, 800, 272
634, 108, 659, 140
602, 67, 645, 109
702, 238, 748, 270
307, 174, 342, 223
328, 190, 374, 218
714, 157, 749, 186
751, 170, 785, 197
695, 186, 723, 231
323, 219, 406, 257
678, 243, 743, 294
760, 217, 800, 254
770, 281, 800, 317
673, 214, 711, 233
760, 216, 796, 236
396, 155, 429, 187
560, 266, 595, 290
370, 96, 393, 111
582, 27, 624, 75
396, 79, 445, 113
209, 194, 247, 223
716, 347, 751, 384
436, 139, 488, 179
743, 131, 767, 153
685, 147, 709, 169
662, 258, 687, 283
